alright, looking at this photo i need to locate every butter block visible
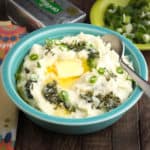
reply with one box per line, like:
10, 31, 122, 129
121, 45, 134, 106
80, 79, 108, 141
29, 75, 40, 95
55, 59, 83, 78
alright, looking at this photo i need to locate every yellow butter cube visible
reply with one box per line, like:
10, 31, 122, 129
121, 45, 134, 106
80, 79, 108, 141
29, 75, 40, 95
55, 59, 84, 78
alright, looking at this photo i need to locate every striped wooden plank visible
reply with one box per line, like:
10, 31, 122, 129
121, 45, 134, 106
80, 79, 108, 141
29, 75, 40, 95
112, 104, 140, 150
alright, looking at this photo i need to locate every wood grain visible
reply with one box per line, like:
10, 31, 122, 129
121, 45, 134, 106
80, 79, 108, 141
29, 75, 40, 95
112, 104, 140, 150
16, 113, 112, 150
139, 95, 150, 150
15, 113, 82, 150
82, 129, 112, 150
139, 51, 150, 150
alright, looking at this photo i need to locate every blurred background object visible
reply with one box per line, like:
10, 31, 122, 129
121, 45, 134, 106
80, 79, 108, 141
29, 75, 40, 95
0, 21, 27, 64
0, 0, 7, 20
6, 0, 86, 30
0, 17, 27, 150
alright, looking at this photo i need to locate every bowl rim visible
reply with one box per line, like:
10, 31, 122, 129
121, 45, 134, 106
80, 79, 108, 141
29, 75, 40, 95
1, 23, 148, 126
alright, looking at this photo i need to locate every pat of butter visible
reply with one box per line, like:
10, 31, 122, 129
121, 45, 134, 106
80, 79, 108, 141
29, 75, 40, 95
55, 59, 83, 78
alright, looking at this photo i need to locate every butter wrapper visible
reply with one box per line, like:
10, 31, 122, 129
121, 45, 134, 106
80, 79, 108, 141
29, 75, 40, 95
7, 0, 86, 30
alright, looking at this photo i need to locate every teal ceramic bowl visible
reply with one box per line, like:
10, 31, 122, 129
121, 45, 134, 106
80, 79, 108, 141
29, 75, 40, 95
1, 23, 148, 134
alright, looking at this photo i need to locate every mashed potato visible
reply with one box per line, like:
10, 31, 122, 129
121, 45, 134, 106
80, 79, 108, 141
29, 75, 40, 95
16, 33, 133, 118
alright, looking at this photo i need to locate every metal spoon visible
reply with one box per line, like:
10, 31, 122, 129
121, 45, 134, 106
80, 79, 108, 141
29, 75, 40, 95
102, 34, 150, 97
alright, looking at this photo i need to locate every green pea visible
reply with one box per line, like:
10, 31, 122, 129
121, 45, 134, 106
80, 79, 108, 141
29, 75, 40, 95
87, 58, 97, 69
89, 75, 98, 84
59, 43, 69, 50
98, 67, 105, 75
116, 66, 124, 74
37, 62, 41, 68
59, 90, 69, 102
123, 15, 131, 24
29, 54, 39, 61
126, 75, 133, 81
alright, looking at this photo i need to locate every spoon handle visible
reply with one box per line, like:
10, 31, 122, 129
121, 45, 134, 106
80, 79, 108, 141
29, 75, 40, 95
120, 59, 150, 98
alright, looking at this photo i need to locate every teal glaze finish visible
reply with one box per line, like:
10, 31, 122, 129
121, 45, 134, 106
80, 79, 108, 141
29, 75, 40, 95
1, 23, 148, 134
27, 114, 122, 134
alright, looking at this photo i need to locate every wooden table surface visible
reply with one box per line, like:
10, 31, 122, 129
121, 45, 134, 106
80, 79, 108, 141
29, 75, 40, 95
0, 0, 150, 150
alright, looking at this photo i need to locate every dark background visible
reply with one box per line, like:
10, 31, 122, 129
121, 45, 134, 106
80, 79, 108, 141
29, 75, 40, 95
0, 0, 7, 19
0, 0, 96, 21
